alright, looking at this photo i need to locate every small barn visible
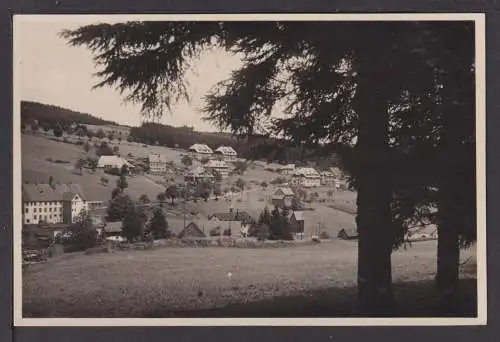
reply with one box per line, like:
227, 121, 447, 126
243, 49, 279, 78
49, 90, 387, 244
289, 211, 305, 238
271, 187, 295, 208
178, 220, 208, 238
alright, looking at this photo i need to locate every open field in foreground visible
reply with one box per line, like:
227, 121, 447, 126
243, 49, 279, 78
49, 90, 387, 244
23, 240, 477, 318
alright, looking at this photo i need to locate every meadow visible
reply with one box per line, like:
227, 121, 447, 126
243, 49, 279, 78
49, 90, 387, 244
22, 239, 477, 318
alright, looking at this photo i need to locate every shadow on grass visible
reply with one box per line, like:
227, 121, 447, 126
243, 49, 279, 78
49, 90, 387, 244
23, 279, 476, 318
152, 279, 477, 318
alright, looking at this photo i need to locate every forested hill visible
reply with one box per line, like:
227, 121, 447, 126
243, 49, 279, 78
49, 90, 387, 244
21, 101, 343, 167
21, 101, 118, 128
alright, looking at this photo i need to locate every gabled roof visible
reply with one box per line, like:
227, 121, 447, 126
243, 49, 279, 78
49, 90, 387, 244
188, 144, 213, 154
320, 171, 335, 177
97, 155, 134, 168
293, 167, 320, 178
166, 217, 217, 236
23, 183, 86, 202
215, 146, 237, 156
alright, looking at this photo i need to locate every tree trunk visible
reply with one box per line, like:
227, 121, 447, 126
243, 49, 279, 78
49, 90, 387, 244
436, 191, 460, 314
353, 52, 394, 316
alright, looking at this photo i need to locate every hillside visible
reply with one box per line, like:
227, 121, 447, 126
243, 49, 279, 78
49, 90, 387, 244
22, 134, 165, 202
21, 101, 118, 128
22, 133, 358, 238
21, 101, 346, 169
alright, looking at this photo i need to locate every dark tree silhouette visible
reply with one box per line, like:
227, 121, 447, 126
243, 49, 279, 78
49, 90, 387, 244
62, 21, 476, 315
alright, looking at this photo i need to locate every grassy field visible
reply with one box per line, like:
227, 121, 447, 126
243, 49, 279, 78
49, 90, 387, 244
22, 134, 167, 202
22, 240, 477, 318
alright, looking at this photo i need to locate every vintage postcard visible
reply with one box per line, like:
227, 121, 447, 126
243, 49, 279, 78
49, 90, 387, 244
12, 13, 486, 326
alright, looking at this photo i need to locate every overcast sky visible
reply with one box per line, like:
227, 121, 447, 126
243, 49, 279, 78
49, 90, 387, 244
16, 18, 243, 132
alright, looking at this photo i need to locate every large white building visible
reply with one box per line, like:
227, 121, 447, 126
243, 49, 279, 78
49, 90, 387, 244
22, 183, 88, 225
188, 144, 213, 160
148, 153, 168, 174
215, 146, 237, 162
204, 159, 230, 179
291, 167, 321, 188
97, 155, 134, 170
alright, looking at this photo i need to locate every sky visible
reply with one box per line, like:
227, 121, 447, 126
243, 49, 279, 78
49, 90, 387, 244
16, 17, 244, 132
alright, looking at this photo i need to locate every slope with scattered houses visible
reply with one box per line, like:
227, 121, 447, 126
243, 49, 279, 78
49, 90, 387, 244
21, 107, 434, 255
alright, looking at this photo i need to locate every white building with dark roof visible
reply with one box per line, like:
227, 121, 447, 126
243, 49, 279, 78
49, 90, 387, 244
215, 146, 237, 162
271, 187, 295, 208
22, 183, 88, 225
291, 167, 321, 188
188, 144, 213, 160
148, 153, 168, 174
97, 155, 134, 170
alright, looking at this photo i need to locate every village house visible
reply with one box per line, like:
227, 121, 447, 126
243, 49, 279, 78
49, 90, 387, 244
148, 153, 168, 174
289, 211, 305, 239
97, 155, 134, 171
214, 146, 238, 162
102, 221, 126, 242
204, 159, 231, 179
184, 166, 215, 184
22, 183, 88, 225
166, 217, 213, 238
279, 164, 296, 176
320, 170, 336, 186
188, 143, 214, 160
271, 187, 295, 208
291, 167, 321, 188
209, 210, 254, 237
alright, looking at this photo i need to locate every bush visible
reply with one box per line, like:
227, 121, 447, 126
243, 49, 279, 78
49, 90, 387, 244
270, 176, 287, 185
104, 167, 122, 176
319, 231, 330, 239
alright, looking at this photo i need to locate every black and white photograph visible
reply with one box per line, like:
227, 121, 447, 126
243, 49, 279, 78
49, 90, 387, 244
13, 14, 486, 325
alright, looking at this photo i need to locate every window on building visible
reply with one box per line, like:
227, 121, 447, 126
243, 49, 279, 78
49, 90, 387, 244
34, 208, 37, 213
44, 208, 47, 212
26, 219, 30, 223
44, 215, 47, 221
34, 215, 37, 220
25, 208, 28, 213
49, 208, 52, 212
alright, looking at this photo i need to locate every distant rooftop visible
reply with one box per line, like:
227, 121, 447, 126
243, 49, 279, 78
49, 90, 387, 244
23, 183, 85, 202
215, 146, 237, 156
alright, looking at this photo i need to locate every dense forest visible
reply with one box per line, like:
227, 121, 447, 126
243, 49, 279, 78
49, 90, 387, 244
21, 101, 343, 168
21, 101, 118, 130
